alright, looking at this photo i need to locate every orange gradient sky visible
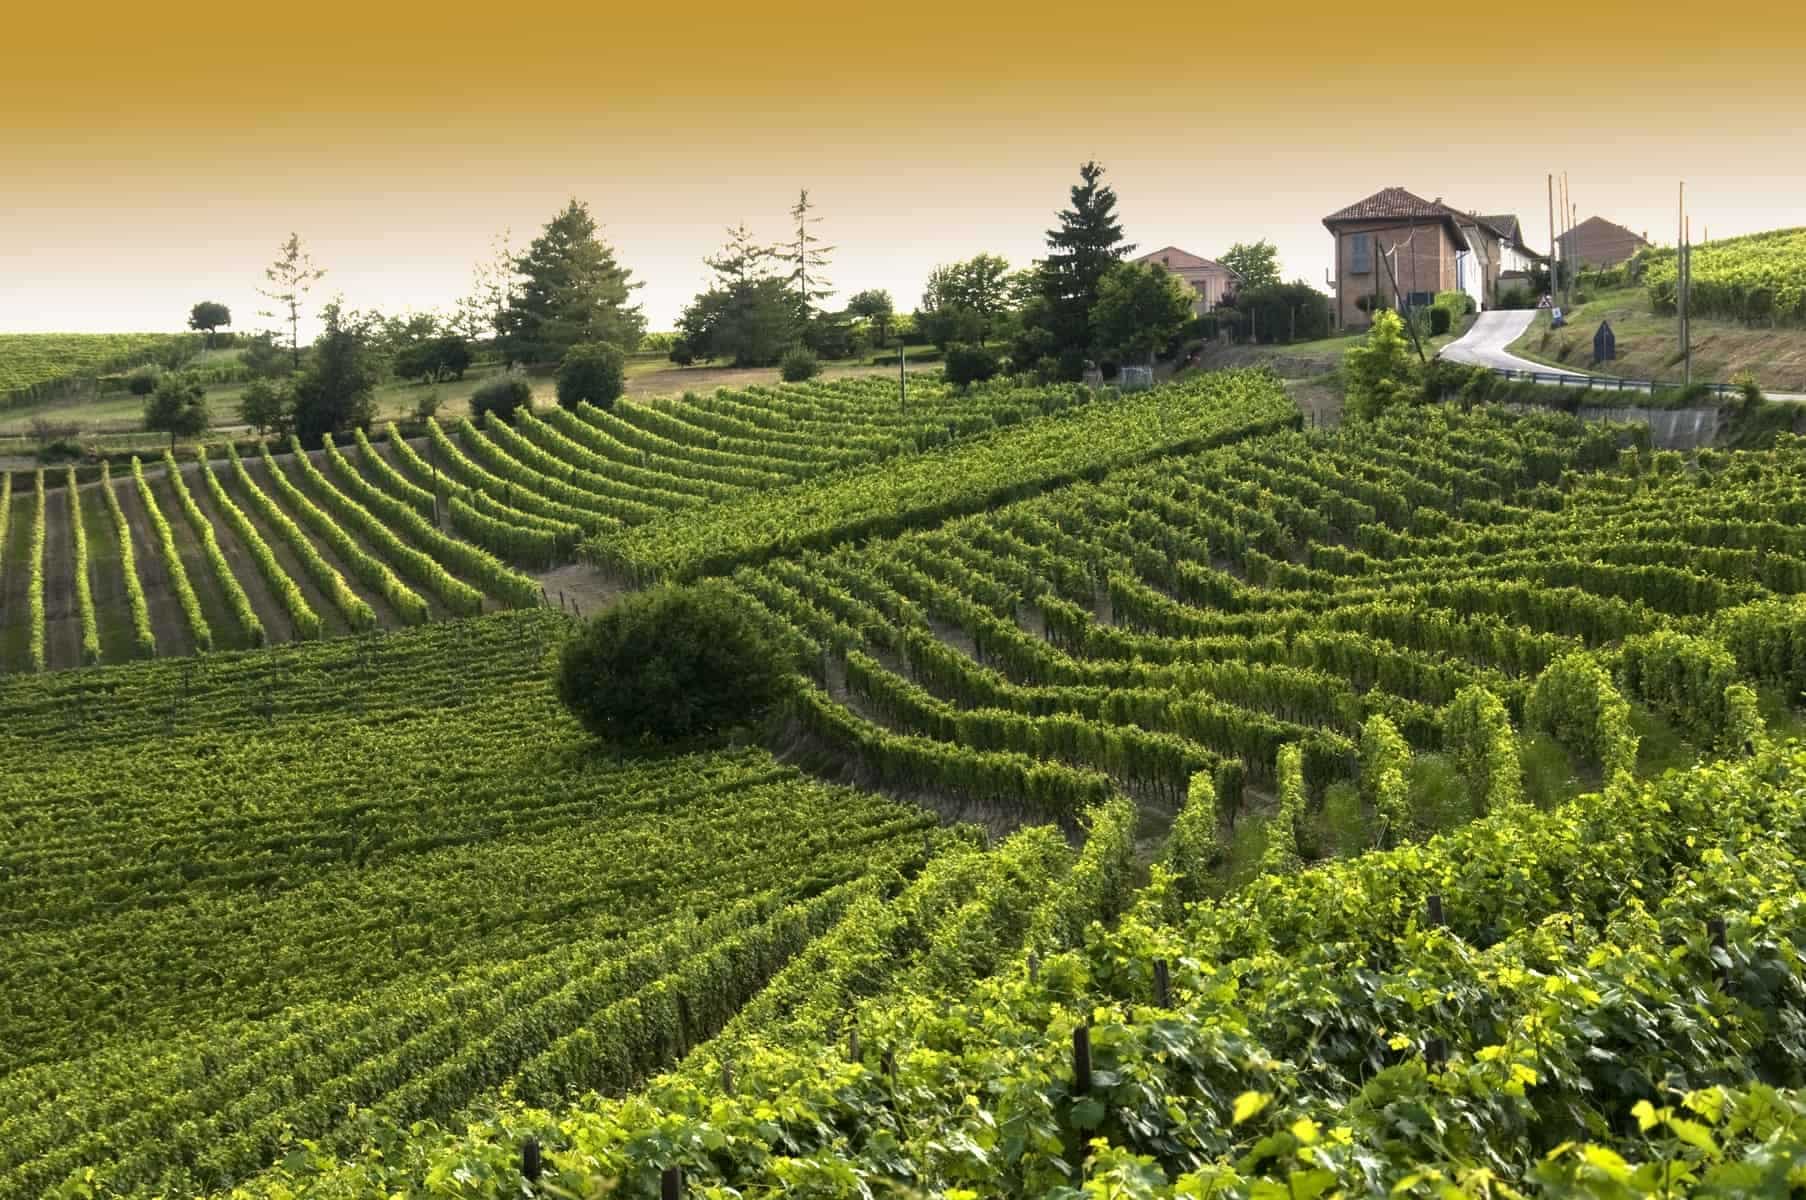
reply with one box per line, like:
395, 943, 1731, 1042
4, 0, 1804, 335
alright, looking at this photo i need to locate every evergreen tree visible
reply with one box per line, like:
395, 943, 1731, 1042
498, 200, 645, 365
785, 189, 834, 320
706, 222, 776, 285
1028, 162, 1134, 378
678, 224, 798, 366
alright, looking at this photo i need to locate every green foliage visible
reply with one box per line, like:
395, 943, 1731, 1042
1090, 260, 1194, 364
1163, 770, 1220, 902
393, 333, 472, 383
555, 341, 626, 410
469, 373, 533, 424
0, 332, 189, 405
1024, 161, 1135, 378
845, 288, 895, 346
943, 342, 1001, 388
1429, 306, 1451, 335
1259, 742, 1305, 874
917, 254, 1014, 350
126, 365, 160, 395
187, 299, 231, 339
1231, 281, 1333, 344
291, 303, 378, 443
1343, 310, 1417, 420
163, 449, 263, 646
1722, 682, 1765, 753
498, 199, 645, 364
1526, 651, 1639, 779
129, 456, 210, 651
779, 346, 821, 382
27, 470, 45, 671
679, 277, 799, 366
1644, 225, 1806, 323
1714, 595, 1806, 702
237, 377, 293, 437
1219, 238, 1281, 290
1358, 713, 1411, 846
556, 584, 788, 744
142, 372, 209, 447
1442, 685, 1523, 813
1617, 630, 1742, 748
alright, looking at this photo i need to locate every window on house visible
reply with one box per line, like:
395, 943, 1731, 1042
1349, 234, 1372, 274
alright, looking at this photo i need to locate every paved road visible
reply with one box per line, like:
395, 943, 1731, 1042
1440, 310, 1570, 375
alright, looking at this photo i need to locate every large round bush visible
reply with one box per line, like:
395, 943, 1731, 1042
555, 584, 788, 744
556, 342, 626, 411
779, 347, 820, 382
469, 374, 533, 424
943, 343, 1000, 388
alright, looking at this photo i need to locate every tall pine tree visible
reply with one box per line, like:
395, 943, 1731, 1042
785, 190, 834, 320
1033, 162, 1134, 378
498, 200, 645, 365
705, 222, 776, 285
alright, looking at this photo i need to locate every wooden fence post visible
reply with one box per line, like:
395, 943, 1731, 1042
1072, 1025, 1092, 1094
661, 1165, 683, 1200
1028, 952, 1039, 984
521, 1137, 542, 1183
1153, 958, 1171, 1009
1425, 1037, 1447, 1069
1426, 893, 1444, 928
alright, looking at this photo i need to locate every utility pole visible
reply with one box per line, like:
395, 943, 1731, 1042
1547, 173, 1556, 303
1379, 239, 1428, 363
1678, 181, 1689, 386
899, 339, 907, 412
1684, 215, 1693, 386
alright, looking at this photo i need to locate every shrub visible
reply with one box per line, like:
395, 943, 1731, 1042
1429, 307, 1451, 336
555, 584, 788, 744
668, 339, 695, 366
1344, 310, 1417, 421
469, 374, 533, 424
1722, 683, 1765, 754
1497, 284, 1534, 310
127, 366, 160, 395
779, 347, 820, 382
1526, 652, 1638, 780
556, 342, 626, 411
943, 343, 1000, 388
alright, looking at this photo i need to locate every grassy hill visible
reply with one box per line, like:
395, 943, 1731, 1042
1508, 282, 1806, 392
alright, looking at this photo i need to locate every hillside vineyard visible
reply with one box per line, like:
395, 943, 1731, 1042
3, 372, 1806, 1197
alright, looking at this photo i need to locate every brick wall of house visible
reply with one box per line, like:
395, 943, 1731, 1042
1332, 219, 1461, 328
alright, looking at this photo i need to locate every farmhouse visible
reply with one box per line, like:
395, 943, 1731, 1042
1133, 247, 1240, 314
1323, 188, 1548, 328
1557, 216, 1650, 268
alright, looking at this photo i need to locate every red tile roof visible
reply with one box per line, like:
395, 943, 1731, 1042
1323, 188, 1472, 248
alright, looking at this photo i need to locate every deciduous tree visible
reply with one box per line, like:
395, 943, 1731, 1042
187, 301, 232, 347
290, 303, 377, 442
143, 374, 209, 449
846, 289, 895, 347
257, 234, 326, 368
1090, 261, 1193, 364
1220, 239, 1282, 291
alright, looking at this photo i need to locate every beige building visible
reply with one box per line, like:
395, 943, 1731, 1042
1133, 246, 1241, 315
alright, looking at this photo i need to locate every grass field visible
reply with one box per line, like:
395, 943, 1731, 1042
1506, 283, 1806, 390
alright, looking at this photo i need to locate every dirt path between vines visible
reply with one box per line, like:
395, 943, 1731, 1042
42, 482, 81, 670
114, 475, 194, 658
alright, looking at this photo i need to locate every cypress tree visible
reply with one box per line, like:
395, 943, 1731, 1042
499, 200, 645, 366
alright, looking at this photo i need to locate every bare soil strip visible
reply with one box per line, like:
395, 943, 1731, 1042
0, 493, 34, 671
113, 476, 194, 658
42, 481, 81, 670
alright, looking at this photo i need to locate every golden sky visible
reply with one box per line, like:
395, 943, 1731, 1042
4, 0, 1803, 334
